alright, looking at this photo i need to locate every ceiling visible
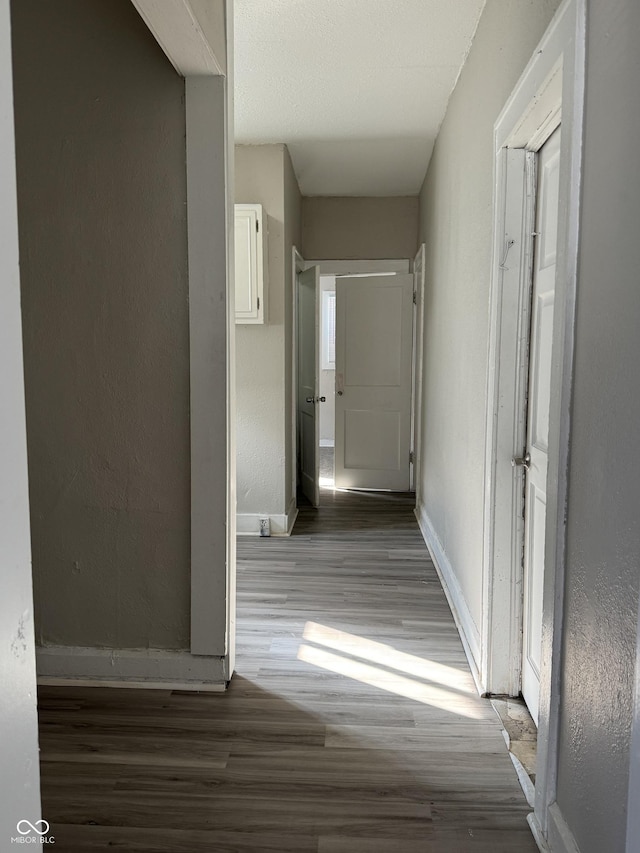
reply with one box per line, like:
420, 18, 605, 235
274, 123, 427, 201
234, 0, 486, 197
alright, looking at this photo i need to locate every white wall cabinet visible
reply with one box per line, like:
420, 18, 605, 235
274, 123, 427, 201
234, 203, 267, 324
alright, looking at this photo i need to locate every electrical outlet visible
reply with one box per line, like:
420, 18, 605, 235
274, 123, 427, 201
259, 517, 270, 537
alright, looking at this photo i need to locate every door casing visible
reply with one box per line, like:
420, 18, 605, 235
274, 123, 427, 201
296, 264, 321, 506
292, 258, 412, 502
411, 245, 426, 498
481, 0, 585, 845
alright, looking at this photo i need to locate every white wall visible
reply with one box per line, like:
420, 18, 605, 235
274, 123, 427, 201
554, 2, 640, 850
416, 0, 562, 661
0, 0, 41, 839
235, 144, 301, 534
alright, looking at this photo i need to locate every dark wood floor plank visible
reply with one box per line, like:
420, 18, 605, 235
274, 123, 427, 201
49, 824, 319, 852
38, 488, 536, 851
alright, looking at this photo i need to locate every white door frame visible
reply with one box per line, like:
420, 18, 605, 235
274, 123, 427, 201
297, 259, 414, 494
296, 264, 321, 505
412, 244, 426, 500
291, 247, 306, 503
304, 259, 410, 276
481, 0, 585, 847
293, 258, 410, 499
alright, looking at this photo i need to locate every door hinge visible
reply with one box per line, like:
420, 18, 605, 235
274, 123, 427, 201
256, 220, 259, 233
257, 297, 260, 310
412, 291, 417, 305
409, 451, 414, 464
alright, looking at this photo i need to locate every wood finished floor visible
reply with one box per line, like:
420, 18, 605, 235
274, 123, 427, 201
38, 489, 536, 852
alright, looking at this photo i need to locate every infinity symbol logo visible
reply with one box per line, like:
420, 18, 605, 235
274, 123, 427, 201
16, 820, 50, 836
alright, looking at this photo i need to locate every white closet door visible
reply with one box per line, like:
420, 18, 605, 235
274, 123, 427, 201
522, 127, 561, 724
334, 274, 413, 491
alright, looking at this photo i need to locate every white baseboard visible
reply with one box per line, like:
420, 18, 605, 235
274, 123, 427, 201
527, 802, 581, 853
509, 751, 536, 808
528, 813, 550, 852
415, 501, 483, 694
37, 645, 228, 690
546, 802, 581, 853
285, 507, 299, 534
236, 497, 298, 536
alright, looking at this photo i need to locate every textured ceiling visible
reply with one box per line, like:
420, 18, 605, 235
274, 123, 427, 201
234, 0, 486, 196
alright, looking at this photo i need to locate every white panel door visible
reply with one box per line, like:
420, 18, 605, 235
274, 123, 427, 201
522, 127, 561, 724
297, 265, 320, 506
334, 274, 413, 490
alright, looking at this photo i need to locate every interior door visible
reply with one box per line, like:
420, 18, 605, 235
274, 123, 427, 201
297, 265, 320, 506
521, 127, 561, 724
334, 274, 414, 490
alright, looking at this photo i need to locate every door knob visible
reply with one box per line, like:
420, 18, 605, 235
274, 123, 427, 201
318, 396, 326, 403
511, 452, 531, 470
305, 396, 314, 403
337, 391, 343, 396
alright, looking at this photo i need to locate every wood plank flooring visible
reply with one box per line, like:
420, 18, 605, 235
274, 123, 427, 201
37, 488, 536, 851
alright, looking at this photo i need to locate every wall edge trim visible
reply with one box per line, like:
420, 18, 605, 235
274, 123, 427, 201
546, 802, 581, 853
131, 0, 226, 77
527, 812, 550, 852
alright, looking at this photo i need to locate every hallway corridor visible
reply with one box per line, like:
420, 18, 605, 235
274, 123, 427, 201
37, 490, 536, 851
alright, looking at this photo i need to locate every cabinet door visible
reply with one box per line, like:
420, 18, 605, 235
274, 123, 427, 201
235, 204, 265, 324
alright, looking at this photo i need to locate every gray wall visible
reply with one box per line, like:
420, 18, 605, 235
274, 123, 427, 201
417, 0, 561, 643
235, 144, 301, 531
12, 0, 191, 650
556, 2, 640, 850
302, 196, 418, 260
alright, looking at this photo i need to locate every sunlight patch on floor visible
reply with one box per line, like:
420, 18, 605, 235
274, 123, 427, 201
297, 621, 482, 719
297, 643, 484, 719
302, 621, 473, 691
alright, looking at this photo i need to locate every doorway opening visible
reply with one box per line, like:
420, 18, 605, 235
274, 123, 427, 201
319, 276, 337, 487
293, 258, 415, 507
